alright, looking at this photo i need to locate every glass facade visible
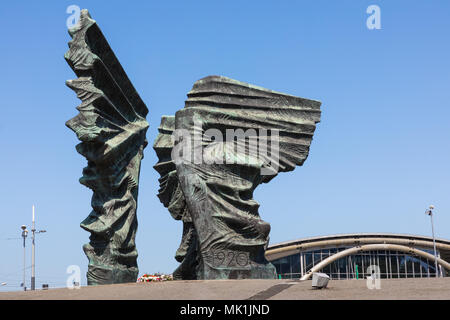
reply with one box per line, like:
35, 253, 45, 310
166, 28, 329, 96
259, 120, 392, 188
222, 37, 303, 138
271, 247, 443, 280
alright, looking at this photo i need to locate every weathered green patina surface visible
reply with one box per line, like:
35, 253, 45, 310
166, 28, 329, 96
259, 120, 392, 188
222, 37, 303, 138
154, 116, 199, 280
66, 9, 320, 282
65, 10, 149, 285
154, 76, 321, 279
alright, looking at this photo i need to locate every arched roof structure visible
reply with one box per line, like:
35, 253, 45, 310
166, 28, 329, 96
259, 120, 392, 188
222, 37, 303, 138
265, 233, 450, 278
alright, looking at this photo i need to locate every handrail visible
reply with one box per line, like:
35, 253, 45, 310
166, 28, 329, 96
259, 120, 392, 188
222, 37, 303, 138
299, 244, 450, 280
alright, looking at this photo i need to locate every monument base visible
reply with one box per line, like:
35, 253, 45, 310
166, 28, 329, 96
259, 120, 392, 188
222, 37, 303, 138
86, 265, 138, 285
83, 243, 138, 285
198, 262, 277, 280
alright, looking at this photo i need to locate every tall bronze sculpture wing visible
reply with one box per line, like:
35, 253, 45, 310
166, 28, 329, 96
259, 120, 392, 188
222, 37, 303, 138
155, 75, 321, 279
153, 116, 198, 279
65, 9, 149, 284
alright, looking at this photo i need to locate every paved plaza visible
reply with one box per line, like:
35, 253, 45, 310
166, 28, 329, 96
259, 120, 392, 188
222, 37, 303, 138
1, 278, 449, 300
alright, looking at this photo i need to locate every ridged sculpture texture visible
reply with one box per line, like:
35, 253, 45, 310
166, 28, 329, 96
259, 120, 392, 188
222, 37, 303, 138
65, 9, 322, 284
65, 10, 149, 285
154, 76, 321, 279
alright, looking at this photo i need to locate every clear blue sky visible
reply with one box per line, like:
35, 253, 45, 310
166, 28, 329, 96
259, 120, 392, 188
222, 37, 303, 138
1, 1, 449, 291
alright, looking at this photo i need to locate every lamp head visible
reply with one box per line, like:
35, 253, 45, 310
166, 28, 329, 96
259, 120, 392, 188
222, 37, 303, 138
21, 225, 27, 231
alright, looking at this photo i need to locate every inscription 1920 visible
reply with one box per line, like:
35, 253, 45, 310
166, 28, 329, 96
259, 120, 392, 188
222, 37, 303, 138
211, 250, 250, 268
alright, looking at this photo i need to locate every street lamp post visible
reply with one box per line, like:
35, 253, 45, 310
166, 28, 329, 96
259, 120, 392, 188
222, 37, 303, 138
30, 205, 46, 291
31, 206, 35, 290
21, 225, 28, 291
425, 205, 439, 278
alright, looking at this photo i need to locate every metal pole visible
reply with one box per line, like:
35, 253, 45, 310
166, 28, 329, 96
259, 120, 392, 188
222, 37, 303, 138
31, 205, 36, 290
21, 225, 28, 291
23, 234, 26, 291
438, 252, 443, 277
430, 211, 439, 278
300, 252, 304, 277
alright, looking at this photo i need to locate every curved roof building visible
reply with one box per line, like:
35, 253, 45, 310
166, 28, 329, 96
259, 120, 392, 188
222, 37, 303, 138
265, 233, 450, 280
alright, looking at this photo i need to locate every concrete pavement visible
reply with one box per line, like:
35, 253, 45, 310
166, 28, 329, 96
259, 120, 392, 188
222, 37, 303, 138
1, 278, 449, 300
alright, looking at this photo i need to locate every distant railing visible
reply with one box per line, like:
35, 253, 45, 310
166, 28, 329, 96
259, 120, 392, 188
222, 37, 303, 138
276, 272, 440, 280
